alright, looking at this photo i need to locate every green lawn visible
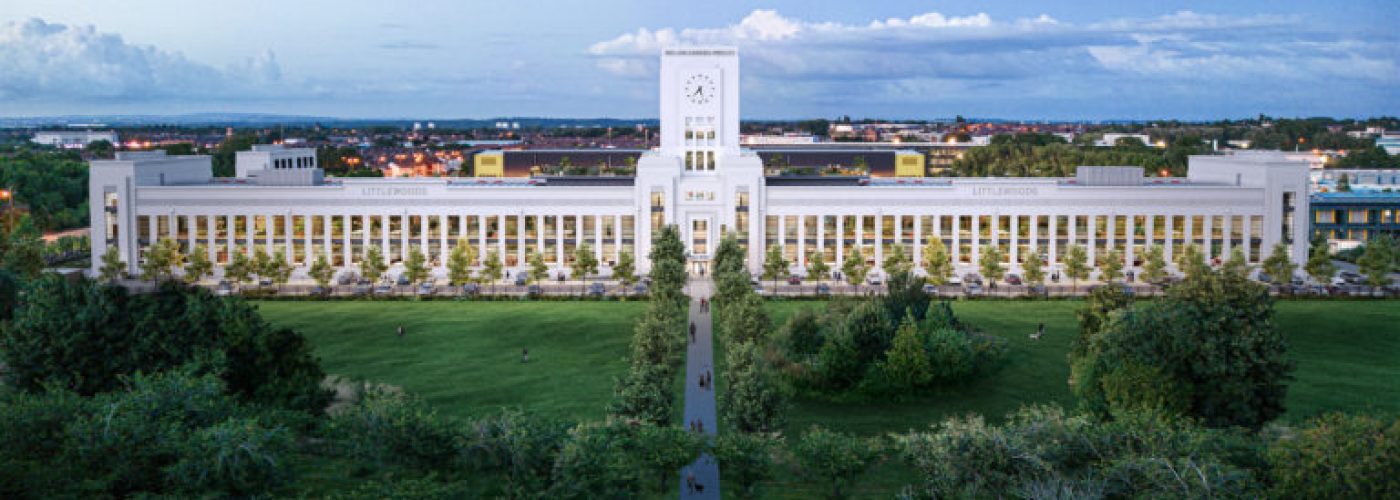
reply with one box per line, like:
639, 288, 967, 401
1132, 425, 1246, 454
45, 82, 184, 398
255, 300, 647, 423
763, 299, 1400, 436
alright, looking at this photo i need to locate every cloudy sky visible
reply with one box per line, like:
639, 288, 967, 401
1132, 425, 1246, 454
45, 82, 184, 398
2, 0, 1397, 120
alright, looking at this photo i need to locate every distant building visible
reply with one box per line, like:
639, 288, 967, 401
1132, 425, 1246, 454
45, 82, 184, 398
1375, 133, 1400, 155
740, 134, 818, 145
1094, 133, 1154, 147
1314, 169, 1400, 192
1311, 191, 1400, 245
31, 130, 118, 149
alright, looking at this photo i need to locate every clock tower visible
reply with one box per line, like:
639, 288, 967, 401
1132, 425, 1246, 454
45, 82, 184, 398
636, 46, 765, 274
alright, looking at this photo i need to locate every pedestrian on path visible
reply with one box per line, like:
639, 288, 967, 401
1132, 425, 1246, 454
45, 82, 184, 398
397, 325, 404, 338
690, 322, 696, 343
698, 373, 705, 390
522, 348, 530, 363
686, 470, 696, 493
705, 371, 711, 389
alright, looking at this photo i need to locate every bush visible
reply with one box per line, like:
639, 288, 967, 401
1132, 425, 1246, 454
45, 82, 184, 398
328, 389, 466, 472
167, 417, 294, 495
0, 388, 93, 498
1268, 413, 1400, 499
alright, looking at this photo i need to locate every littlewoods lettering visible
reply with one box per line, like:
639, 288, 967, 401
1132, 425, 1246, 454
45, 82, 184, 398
361, 187, 428, 196
972, 187, 1039, 196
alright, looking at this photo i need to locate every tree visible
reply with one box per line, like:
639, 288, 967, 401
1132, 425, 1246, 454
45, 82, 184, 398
1176, 243, 1208, 279
714, 232, 745, 277
711, 433, 781, 498
883, 244, 911, 276
1022, 251, 1045, 287
525, 252, 548, 284
267, 250, 292, 290
403, 247, 429, 284
309, 253, 334, 291
251, 249, 272, 289
614, 251, 636, 286
633, 425, 705, 494
647, 225, 687, 301
922, 238, 952, 285
184, 245, 213, 284
571, 243, 598, 282
607, 362, 676, 427
979, 245, 1005, 286
794, 426, 883, 499
1076, 267, 1292, 428
1064, 244, 1090, 292
881, 312, 932, 390
807, 252, 830, 281
1268, 412, 1400, 499
1305, 236, 1337, 285
225, 251, 253, 290
139, 239, 174, 283
99, 245, 126, 282
1141, 245, 1167, 284
85, 139, 115, 158
360, 246, 387, 284
446, 244, 474, 285
721, 340, 787, 434
841, 246, 868, 286
721, 292, 771, 345
763, 244, 788, 285
1221, 246, 1250, 280
1357, 236, 1396, 288
1098, 248, 1124, 283
1261, 242, 1297, 285
481, 249, 504, 289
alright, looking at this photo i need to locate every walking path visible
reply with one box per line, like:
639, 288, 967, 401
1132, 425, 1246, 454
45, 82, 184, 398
680, 279, 720, 499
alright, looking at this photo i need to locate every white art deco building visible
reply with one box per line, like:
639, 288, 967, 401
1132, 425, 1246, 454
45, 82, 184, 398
90, 47, 1311, 281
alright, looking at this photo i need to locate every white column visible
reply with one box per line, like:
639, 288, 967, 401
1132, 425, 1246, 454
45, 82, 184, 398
362, 214, 371, 259
535, 215, 545, 260
398, 214, 408, 262
817, 215, 827, 268
835, 215, 845, 264
1184, 214, 1194, 255
854, 215, 862, 253
342, 215, 352, 267
207, 215, 217, 263
594, 215, 604, 261
1086, 215, 1097, 265
971, 215, 980, 266
1010, 215, 1020, 265
478, 215, 488, 259
305, 216, 314, 261
323, 215, 333, 261
1125, 215, 1136, 268
381, 215, 390, 265
185, 215, 196, 251
245, 215, 255, 253
913, 215, 923, 270
614, 215, 623, 262
1144, 215, 1155, 264
283, 214, 294, 264
777, 215, 786, 258
1029, 215, 1039, 261
1241, 215, 1252, 263
518, 215, 527, 268
555, 215, 565, 267
1106, 215, 1116, 262
873, 215, 883, 269
1165, 215, 1175, 264
497, 214, 507, 265
440, 214, 449, 265
796, 215, 806, 268
1049, 215, 1058, 265
1221, 215, 1233, 257
1202, 215, 1213, 258
951, 215, 961, 263
419, 215, 429, 259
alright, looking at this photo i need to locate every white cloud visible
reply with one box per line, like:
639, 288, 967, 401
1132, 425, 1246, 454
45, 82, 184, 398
0, 18, 285, 101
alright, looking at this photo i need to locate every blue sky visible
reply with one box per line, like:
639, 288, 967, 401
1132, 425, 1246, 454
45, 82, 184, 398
2, 0, 1397, 120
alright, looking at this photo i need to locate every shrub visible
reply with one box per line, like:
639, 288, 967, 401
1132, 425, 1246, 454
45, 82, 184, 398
167, 417, 294, 495
0, 388, 93, 498
1268, 413, 1400, 499
328, 389, 465, 472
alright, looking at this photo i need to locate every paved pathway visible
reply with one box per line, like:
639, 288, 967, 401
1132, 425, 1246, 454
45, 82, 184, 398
680, 279, 720, 499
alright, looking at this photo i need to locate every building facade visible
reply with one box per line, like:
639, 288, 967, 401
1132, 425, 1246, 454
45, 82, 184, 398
33, 130, 119, 149
1311, 192, 1400, 247
90, 47, 1312, 281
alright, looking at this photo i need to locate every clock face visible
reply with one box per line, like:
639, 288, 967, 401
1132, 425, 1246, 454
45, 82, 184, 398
684, 73, 716, 105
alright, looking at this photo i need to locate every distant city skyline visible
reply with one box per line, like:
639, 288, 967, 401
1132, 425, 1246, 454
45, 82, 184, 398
2, 0, 1397, 120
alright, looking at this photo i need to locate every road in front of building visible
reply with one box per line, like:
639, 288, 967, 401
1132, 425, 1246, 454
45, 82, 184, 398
680, 279, 720, 499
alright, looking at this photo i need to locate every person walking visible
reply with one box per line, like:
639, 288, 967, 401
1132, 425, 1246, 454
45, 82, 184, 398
685, 470, 696, 494
522, 347, 530, 363
397, 325, 404, 338
690, 322, 696, 343
698, 373, 705, 390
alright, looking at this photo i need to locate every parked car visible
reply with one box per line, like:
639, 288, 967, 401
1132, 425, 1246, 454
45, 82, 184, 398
633, 284, 649, 295
965, 284, 983, 296
867, 275, 882, 286
396, 274, 411, 286
374, 283, 392, 295
787, 275, 802, 285
815, 283, 831, 296
527, 284, 542, 296
1339, 271, 1364, 285
1005, 274, 1023, 286
753, 284, 765, 295
963, 273, 983, 285
922, 284, 938, 294
514, 274, 528, 286
588, 282, 606, 296
258, 278, 273, 287
946, 275, 963, 286
354, 284, 371, 296
215, 280, 232, 296
337, 272, 356, 286
461, 283, 480, 295
417, 281, 436, 295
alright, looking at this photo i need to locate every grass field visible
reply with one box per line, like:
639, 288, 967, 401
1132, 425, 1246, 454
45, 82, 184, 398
255, 300, 648, 423
258, 298, 1399, 498
763, 299, 1400, 437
